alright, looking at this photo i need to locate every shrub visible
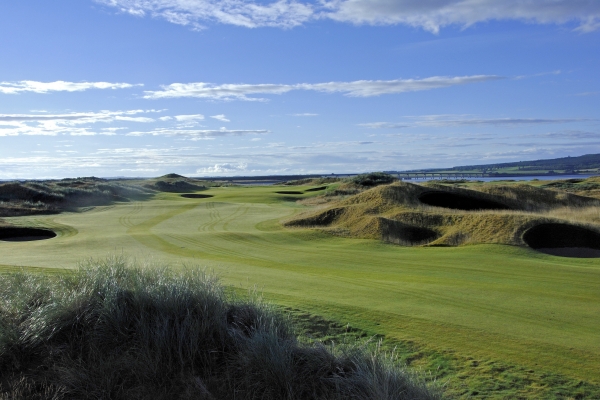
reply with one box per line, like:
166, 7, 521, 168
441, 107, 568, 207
351, 173, 396, 187
0, 258, 441, 400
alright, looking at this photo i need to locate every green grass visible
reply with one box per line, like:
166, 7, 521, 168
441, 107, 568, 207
1, 185, 599, 398
1, 260, 437, 399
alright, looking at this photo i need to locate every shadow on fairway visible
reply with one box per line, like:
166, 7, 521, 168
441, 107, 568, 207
523, 223, 600, 258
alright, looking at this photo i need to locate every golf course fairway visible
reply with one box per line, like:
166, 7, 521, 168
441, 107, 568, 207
1, 185, 599, 398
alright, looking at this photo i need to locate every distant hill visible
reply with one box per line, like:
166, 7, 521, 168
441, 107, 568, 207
403, 153, 600, 175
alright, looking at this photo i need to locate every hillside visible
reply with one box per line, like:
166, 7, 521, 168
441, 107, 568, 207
0, 178, 153, 218
404, 153, 600, 175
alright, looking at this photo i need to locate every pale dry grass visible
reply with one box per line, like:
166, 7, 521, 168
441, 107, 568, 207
285, 181, 600, 247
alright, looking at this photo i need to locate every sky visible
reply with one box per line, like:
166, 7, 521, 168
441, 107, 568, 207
0, 0, 599, 179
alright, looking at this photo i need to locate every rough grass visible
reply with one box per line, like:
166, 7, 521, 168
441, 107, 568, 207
350, 172, 397, 187
285, 181, 600, 246
0, 257, 440, 400
0, 178, 152, 217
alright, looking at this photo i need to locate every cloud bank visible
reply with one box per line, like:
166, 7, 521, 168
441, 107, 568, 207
0, 81, 141, 94
97, 0, 600, 32
0, 110, 158, 137
360, 116, 596, 129
144, 75, 502, 100
128, 127, 269, 138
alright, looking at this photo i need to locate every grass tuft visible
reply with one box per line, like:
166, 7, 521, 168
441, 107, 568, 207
0, 257, 440, 400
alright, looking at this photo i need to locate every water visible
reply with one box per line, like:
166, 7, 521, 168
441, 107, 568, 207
399, 174, 595, 182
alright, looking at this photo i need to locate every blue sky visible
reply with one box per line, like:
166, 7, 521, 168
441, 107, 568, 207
0, 0, 599, 178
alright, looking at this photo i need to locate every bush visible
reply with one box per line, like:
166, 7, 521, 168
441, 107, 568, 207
351, 173, 396, 187
0, 258, 441, 400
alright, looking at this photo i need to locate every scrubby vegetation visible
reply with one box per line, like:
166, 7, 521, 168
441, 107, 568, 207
286, 180, 600, 248
0, 258, 440, 400
0, 173, 224, 218
0, 178, 151, 217
350, 172, 396, 187
281, 177, 341, 186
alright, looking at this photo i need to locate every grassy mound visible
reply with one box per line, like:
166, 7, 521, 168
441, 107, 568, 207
285, 181, 600, 247
350, 172, 396, 187
0, 178, 151, 217
140, 173, 217, 193
469, 183, 599, 211
147, 180, 207, 193
281, 177, 341, 186
0, 258, 440, 400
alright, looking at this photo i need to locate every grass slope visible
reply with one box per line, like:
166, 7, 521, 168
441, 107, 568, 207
1, 183, 599, 398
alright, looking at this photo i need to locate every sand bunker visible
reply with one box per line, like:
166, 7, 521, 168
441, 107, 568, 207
180, 194, 214, 199
304, 186, 327, 192
380, 218, 438, 245
418, 191, 510, 211
276, 191, 303, 195
0, 227, 56, 242
523, 223, 600, 258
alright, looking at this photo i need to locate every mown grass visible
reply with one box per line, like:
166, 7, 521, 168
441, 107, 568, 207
285, 308, 600, 399
0, 258, 439, 400
0, 183, 599, 398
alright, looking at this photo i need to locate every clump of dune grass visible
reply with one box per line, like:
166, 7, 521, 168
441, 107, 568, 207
350, 172, 396, 187
0, 257, 441, 400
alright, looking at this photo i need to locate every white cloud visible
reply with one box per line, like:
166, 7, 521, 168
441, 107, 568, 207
174, 114, 205, 121
115, 116, 155, 122
159, 116, 174, 121
96, 0, 313, 29
359, 122, 410, 129
290, 113, 318, 117
323, 0, 600, 33
0, 110, 159, 136
210, 114, 230, 122
0, 110, 153, 123
127, 127, 269, 138
0, 80, 141, 94
97, 0, 600, 32
197, 162, 248, 174
144, 82, 294, 101
144, 75, 502, 101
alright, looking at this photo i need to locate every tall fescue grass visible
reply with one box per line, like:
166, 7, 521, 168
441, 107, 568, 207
287, 181, 600, 246
0, 257, 441, 400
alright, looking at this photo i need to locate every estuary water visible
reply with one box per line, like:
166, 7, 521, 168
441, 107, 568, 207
401, 174, 596, 182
